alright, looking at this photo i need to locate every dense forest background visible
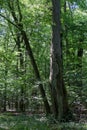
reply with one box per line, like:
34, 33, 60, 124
0, 0, 87, 129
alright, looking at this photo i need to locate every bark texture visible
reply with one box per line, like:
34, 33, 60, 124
50, 0, 69, 120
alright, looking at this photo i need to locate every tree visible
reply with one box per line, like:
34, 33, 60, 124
1, 0, 87, 122
3, 0, 51, 114
49, 0, 69, 120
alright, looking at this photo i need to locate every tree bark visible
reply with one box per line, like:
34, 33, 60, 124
50, 0, 69, 120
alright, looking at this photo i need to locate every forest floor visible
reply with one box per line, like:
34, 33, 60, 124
0, 103, 87, 130
0, 113, 87, 130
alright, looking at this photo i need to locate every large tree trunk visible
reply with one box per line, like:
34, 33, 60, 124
50, 0, 69, 120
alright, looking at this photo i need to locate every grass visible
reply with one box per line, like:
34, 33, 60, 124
51, 123, 87, 130
0, 113, 87, 130
0, 113, 50, 130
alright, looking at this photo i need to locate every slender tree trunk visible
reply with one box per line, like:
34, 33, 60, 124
7, 0, 51, 114
3, 71, 7, 111
76, 35, 83, 98
15, 96, 19, 111
16, 33, 25, 112
64, 1, 70, 65
3, 44, 8, 111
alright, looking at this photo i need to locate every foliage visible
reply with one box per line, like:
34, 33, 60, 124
0, 0, 87, 126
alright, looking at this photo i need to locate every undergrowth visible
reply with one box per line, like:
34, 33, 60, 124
0, 113, 87, 130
